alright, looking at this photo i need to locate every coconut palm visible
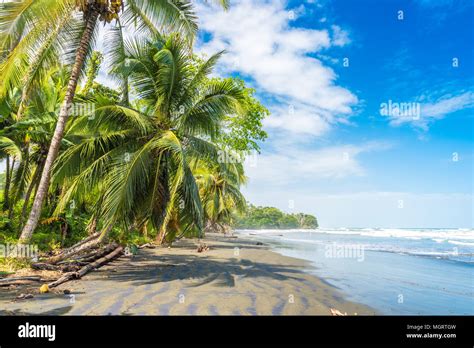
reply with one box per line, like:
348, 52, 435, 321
0, 66, 71, 228
0, 0, 208, 242
193, 157, 247, 234
52, 35, 245, 246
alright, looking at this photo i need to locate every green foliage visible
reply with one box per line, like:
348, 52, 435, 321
234, 204, 319, 229
0, 256, 30, 273
215, 78, 268, 153
0, 25, 269, 250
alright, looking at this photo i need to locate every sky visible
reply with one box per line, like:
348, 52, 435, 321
2, 0, 472, 228
194, 0, 474, 228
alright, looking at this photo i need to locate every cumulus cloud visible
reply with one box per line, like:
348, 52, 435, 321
195, 0, 357, 136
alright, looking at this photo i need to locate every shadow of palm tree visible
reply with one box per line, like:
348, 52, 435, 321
105, 249, 306, 288
0, 305, 73, 316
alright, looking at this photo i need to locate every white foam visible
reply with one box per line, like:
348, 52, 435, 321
448, 240, 474, 247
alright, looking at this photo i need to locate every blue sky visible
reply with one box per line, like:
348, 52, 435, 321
2, 0, 471, 228
195, 0, 473, 228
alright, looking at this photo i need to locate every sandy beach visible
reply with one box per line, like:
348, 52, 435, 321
0, 233, 375, 315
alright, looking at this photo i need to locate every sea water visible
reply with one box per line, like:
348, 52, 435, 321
235, 228, 474, 315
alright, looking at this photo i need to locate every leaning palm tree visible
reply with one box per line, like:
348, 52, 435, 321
193, 157, 247, 234
0, 0, 208, 242
52, 35, 245, 247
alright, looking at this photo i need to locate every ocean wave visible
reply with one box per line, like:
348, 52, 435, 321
302, 228, 474, 242
448, 240, 474, 247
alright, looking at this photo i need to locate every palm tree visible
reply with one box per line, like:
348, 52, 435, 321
0, 0, 206, 242
0, 87, 22, 214
0, 66, 70, 229
53, 35, 245, 246
194, 157, 247, 234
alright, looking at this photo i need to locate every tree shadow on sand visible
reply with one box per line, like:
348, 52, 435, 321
0, 305, 73, 316
104, 250, 308, 288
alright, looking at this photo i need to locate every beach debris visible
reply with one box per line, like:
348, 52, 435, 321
0, 276, 41, 283
39, 284, 50, 293
330, 308, 347, 316
16, 293, 34, 300
138, 242, 156, 249
48, 245, 124, 288
197, 243, 210, 253
0, 276, 43, 287
45, 231, 103, 264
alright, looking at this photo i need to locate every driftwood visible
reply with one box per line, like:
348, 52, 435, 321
0, 276, 43, 287
330, 308, 347, 316
138, 243, 155, 249
76, 243, 118, 263
0, 276, 41, 283
48, 245, 123, 288
45, 237, 102, 264
31, 262, 83, 272
31, 263, 60, 271
197, 243, 209, 253
59, 232, 101, 255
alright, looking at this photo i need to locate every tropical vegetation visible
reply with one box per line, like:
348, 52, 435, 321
234, 204, 318, 229
0, 0, 270, 261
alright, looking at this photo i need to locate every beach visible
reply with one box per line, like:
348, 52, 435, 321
237, 229, 474, 315
0, 233, 374, 315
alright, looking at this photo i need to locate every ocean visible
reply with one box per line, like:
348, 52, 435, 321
235, 228, 474, 315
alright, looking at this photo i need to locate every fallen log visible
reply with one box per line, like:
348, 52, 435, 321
138, 242, 156, 249
48, 245, 123, 288
31, 263, 59, 271
45, 237, 102, 265
32, 262, 84, 272
0, 280, 42, 287
45, 225, 115, 264
0, 276, 41, 283
77, 245, 123, 278
75, 243, 118, 263
59, 232, 101, 255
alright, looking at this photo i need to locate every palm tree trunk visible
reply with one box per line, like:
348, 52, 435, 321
19, 159, 44, 231
156, 226, 167, 245
2, 155, 11, 211
19, 10, 99, 242
9, 146, 29, 219
87, 216, 98, 235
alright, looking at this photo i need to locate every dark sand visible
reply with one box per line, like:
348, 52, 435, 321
0, 233, 375, 315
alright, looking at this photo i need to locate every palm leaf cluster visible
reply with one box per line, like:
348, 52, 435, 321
0, 0, 264, 245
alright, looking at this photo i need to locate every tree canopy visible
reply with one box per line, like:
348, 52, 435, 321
234, 204, 318, 229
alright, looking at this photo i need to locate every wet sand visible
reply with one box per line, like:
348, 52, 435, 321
0, 233, 375, 315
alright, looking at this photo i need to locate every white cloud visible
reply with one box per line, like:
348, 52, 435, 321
196, 0, 357, 136
244, 141, 389, 186
331, 25, 351, 46
422, 92, 474, 118
264, 104, 331, 135
387, 91, 474, 130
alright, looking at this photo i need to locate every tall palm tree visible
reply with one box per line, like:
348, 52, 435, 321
0, 0, 205, 242
53, 35, 245, 245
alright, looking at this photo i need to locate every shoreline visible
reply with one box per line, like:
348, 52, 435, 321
0, 233, 376, 315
